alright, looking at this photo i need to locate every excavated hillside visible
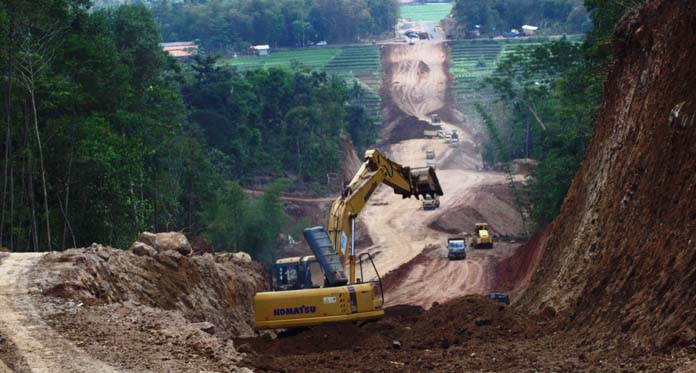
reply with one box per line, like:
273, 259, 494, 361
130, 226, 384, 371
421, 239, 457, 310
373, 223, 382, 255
518, 0, 696, 350
0, 245, 267, 372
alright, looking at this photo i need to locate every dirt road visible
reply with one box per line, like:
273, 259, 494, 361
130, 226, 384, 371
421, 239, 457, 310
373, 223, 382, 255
357, 40, 526, 307
0, 253, 120, 372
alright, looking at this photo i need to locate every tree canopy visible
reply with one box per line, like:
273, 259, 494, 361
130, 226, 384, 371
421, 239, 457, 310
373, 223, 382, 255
152, 0, 399, 52
0, 1, 375, 258
452, 0, 591, 36
476, 0, 644, 226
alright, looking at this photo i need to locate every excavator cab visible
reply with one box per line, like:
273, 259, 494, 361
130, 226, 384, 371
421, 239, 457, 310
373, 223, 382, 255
271, 256, 324, 291
255, 227, 385, 329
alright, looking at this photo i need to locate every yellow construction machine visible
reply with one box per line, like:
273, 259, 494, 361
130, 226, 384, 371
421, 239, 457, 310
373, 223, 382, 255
471, 223, 493, 249
254, 149, 443, 329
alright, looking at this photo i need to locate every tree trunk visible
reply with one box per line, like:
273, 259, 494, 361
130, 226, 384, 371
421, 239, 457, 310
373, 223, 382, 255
28, 81, 51, 250
9, 166, 14, 251
61, 146, 76, 249
1, 19, 14, 248
24, 105, 38, 251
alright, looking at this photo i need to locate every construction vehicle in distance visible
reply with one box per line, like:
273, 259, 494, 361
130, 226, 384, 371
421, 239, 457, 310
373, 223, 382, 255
486, 293, 510, 305
471, 223, 493, 249
447, 237, 467, 260
423, 128, 440, 139
450, 129, 459, 145
254, 149, 443, 329
422, 194, 440, 210
431, 114, 441, 124
426, 149, 435, 160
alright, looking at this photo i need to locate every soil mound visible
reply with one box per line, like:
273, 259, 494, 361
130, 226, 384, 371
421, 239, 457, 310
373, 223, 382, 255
238, 296, 617, 372
407, 296, 540, 349
428, 183, 526, 236
36, 244, 267, 338
518, 0, 696, 350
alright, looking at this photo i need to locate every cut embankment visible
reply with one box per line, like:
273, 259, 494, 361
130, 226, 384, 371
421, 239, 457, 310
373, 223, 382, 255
518, 0, 696, 350
0, 246, 268, 372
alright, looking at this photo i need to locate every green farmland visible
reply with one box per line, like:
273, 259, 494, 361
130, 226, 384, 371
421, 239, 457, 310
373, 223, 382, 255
225, 45, 383, 122
399, 2, 453, 22
450, 40, 532, 118
223, 47, 342, 72
449, 38, 579, 118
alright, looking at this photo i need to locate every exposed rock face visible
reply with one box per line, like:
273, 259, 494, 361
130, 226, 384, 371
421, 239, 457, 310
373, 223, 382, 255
37, 244, 268, 338
519, 0, 696, 350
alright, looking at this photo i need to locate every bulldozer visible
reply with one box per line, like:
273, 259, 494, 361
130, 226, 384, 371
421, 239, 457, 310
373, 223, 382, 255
254, 149, 443, 329
471, 223, 493, 249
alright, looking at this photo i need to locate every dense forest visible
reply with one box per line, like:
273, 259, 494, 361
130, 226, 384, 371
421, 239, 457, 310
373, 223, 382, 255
0, 0, 375, 256
452, 0, 591, 36
475, 0, 643, 226
153, 0, 399, 52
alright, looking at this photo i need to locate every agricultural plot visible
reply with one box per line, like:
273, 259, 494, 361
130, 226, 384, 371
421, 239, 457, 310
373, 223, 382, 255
324, 45, 383, 122
400, 2, 453, 22
449, 39, 543, 119
223, 47, 341, 72
225, 45, 382, 123
225, 45, 383, 123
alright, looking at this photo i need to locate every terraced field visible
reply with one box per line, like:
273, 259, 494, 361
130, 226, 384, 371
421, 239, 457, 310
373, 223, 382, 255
325, 45, 383, 122
449, 39, 545, 119
225, 45, 383, 122
400, 2, 453, 22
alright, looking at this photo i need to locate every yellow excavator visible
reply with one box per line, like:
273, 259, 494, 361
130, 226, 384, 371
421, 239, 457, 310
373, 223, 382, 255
254, 149, 443, 329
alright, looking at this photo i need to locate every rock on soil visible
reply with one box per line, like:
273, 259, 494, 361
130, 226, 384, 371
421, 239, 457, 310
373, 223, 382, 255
130, 231, 192, 256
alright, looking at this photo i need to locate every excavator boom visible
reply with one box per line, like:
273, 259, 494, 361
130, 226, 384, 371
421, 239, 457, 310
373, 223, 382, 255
254, 149, 443, 329
329, 149, 443, 282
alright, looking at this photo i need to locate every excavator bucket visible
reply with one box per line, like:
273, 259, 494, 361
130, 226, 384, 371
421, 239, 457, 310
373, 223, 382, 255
409, 166, 443, 199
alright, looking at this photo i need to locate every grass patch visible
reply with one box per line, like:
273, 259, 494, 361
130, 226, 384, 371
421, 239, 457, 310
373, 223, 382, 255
223, 47, 341, 71
400, 2, 453, 22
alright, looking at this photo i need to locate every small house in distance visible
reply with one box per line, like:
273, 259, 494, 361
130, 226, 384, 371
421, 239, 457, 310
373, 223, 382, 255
160, 42, 198, 59
521, 25, 539, 36
250, 45, 270, 56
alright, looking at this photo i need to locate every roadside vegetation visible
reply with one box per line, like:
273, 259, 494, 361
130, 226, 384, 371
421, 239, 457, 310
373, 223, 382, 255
0, 1, 379, 259
464, 1, 644, 226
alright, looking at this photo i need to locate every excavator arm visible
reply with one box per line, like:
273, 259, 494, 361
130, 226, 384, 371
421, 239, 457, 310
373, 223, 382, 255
328, 149, 443, 283
254, 149, 443, 329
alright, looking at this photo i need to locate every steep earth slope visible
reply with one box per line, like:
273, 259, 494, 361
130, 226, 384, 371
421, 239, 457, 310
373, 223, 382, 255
518, 0, 696, 350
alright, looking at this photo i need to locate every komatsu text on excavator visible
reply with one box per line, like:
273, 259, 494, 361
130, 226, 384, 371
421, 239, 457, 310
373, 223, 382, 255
254, 149, 443, 329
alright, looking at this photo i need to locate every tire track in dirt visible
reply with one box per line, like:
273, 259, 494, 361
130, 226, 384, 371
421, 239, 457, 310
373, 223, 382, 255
359, 41, 526, 308
0, 253, 121, 373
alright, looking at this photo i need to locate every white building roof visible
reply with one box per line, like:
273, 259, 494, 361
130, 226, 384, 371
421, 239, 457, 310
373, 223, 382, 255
522, 25, 539, 31
250, 45, 270, 50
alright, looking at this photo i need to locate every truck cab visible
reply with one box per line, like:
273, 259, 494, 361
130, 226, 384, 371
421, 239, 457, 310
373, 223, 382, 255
422, 194, 440, 210
447, 238, 467, 260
